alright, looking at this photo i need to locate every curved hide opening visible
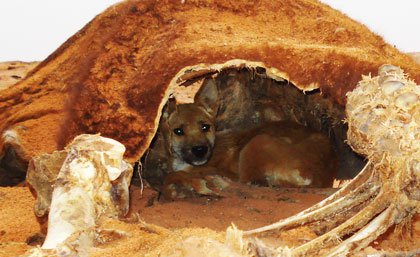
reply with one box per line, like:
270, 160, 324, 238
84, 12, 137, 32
142, 60, 366, 191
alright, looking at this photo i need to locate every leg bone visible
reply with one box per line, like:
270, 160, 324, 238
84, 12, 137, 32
244, 162, 376, 235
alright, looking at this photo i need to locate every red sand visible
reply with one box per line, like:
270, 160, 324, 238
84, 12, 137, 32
1, 182, 418, 256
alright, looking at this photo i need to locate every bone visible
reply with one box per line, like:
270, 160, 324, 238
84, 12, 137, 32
395, 92, 418, 110
378, 64, 402, 76
244, 162, 375, 235
381, 80, 404, 95
291, 192, 390, 256
245, 178, 379, 236
26, 134, 133, 256
326, 205, 397, 257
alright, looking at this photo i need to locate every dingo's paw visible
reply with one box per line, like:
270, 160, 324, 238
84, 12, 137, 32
162, 171, 230, 200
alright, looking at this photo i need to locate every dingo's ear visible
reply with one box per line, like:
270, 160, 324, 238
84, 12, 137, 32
162, 97, 177, 119
195, 78, 219, 116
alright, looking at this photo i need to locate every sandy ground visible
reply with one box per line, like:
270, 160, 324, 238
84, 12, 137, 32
0, 61, 39, 91
0, 60, 419, 256
1, 183, 419, 257
130, 179, 333, 231
1, 184, 326, 256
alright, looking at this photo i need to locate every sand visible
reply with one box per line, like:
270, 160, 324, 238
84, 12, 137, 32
0, 61, 39, 91
0, 182, 418, 257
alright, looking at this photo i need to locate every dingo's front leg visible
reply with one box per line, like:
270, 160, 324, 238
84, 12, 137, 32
162, 167, 230, 200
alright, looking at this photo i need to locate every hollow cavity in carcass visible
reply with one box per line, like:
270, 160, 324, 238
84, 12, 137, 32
143, 67, 365, 190
240, 65, 420, 256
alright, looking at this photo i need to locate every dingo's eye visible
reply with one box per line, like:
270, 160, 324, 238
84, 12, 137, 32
173, 128, 184, 136
201, 124, 210, 132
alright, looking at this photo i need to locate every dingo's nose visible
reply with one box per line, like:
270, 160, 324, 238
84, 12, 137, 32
191, 145, 208, 158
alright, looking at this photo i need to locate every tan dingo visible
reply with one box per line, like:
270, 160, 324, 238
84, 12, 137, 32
157, 78, 337, 199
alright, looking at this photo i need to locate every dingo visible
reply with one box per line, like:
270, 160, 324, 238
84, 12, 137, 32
158, 78, 337, 199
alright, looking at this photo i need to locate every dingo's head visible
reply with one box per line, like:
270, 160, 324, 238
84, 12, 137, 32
162, 78, 219, 169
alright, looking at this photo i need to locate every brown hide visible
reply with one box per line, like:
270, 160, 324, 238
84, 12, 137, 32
0, 0, 419, 163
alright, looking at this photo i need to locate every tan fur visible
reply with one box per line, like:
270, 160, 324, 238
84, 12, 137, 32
161, 80, 337, 199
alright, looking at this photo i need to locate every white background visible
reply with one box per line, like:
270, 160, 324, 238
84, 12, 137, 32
0, 0, 419, 62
